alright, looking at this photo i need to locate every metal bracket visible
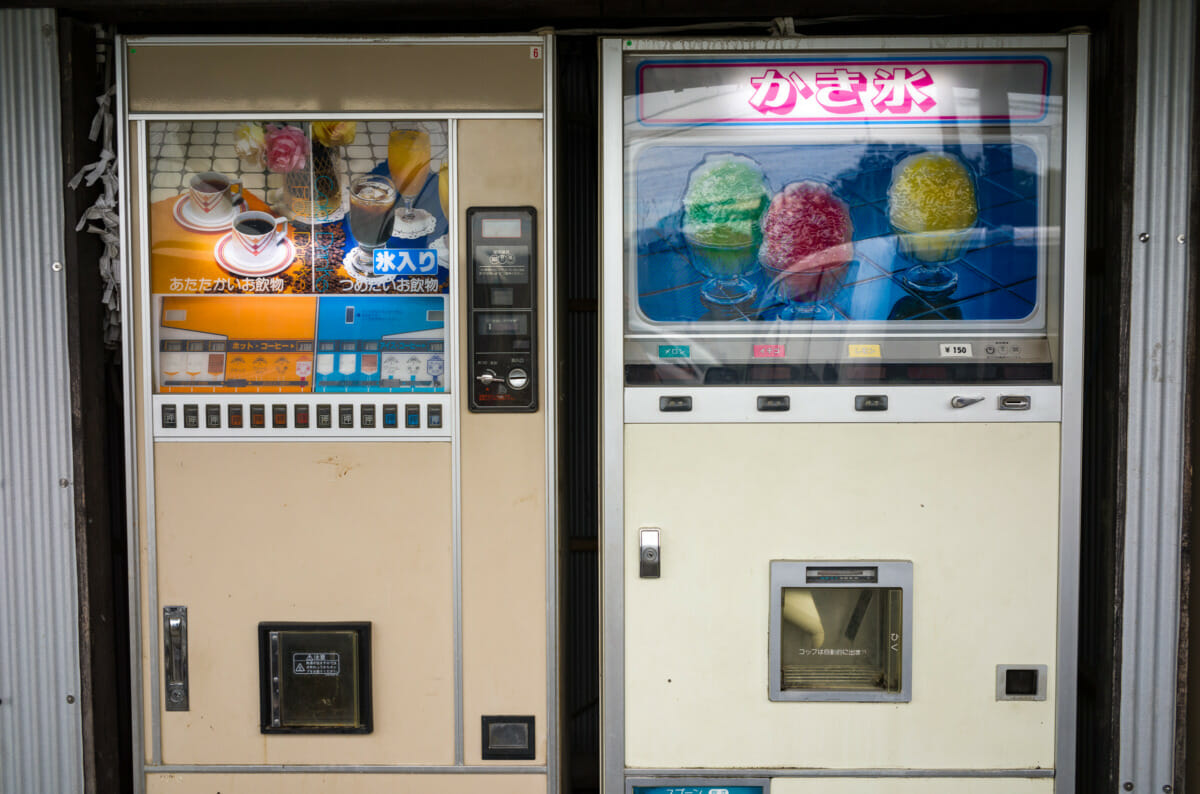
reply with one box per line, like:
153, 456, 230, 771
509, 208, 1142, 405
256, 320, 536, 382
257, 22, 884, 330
163, 606, 189, 711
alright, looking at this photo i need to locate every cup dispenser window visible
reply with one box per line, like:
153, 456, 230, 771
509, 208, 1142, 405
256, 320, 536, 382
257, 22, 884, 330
768, 561, 912, 702
258, 622, 372, 733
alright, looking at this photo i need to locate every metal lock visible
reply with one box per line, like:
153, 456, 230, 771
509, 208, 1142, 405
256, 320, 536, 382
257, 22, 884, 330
639, 528, 661, 579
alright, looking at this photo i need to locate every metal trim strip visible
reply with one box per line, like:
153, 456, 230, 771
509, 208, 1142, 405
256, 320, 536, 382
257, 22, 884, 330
128, 112, 544, 121
1054, 32, 1089, 794
144, 764, 549, 774
126, 35, 547, 46
599, 36, 627, 794
542, 32, 560, 794
115, 34, 148, 794
449, 116, 465, 768
618, 35, 1069, 52
624, 768, 1055, 779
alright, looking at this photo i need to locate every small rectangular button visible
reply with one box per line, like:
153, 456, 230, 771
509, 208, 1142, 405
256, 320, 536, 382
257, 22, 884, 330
382, 404, 398, 429
360, 404, 376, 428
161, 404, 177, 429
854, 394, 888, 412
338, 404, 354, 429
183, 404, 199, 428
205, 404, 221, 428
250, 404, 266, 428
227, 404, 243, 428
659, 396, 692, 412
757, 395, 790, 412
272, 404, 287, 429
427, 404, 443, 429
293, 404, 309, 428
405, 404, 420, 428
316, 404, 332, 429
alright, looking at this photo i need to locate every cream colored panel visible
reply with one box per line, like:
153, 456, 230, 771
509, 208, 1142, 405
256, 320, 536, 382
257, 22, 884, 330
773, 778, 1053, 794
127, 42, 543, 113
154, 441, 454, 765
625, 423, 1060, 770
147, 772, 547, 794
458, 119, 547, 764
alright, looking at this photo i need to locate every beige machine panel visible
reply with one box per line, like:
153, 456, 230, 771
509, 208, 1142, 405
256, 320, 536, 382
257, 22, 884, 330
126, 41, 544, 113
457, 118, 548, 764
773, 778, 1053, 794
624, 423, 1060, 771
154, 441, 454, 765
147, 772, 548, 794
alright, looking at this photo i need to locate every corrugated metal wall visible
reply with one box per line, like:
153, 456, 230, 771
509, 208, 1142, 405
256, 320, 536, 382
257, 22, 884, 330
0, 8, 86, 793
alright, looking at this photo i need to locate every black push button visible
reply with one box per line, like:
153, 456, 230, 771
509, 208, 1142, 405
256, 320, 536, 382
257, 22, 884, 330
316, 404, 332, 429
161, 404, 177, 429
272, 404, 287, 429
855, 394, 888, 412
227, 404, 243, 428
659, 396, 692, 412
405, 404, 420, 428
382, 404, 398, 429
338, 404, 354, 429
183, 404, 199, 428
757, 395, 790, 412
360, 404, 376, 428
250, 404, 265, 428
206, 404, 221, 428
294, 404, 309, 429
427, 404, 443, 429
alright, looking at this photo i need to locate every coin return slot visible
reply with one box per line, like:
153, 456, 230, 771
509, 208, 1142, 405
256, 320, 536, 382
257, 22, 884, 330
481, 715, 535, 760
996, 664, 1047, 700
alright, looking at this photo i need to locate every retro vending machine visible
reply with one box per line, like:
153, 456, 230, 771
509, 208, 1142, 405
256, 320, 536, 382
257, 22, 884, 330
601, 36, 1086, 794
120, 36, 555, 794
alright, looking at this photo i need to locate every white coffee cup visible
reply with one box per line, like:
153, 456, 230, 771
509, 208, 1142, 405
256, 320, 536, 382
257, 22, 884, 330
231, 210, 288, 258
188, 171, 244, 215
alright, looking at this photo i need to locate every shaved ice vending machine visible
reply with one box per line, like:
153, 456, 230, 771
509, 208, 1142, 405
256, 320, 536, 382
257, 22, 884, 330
601, 35, 1087, 794
120, 35, 555, 794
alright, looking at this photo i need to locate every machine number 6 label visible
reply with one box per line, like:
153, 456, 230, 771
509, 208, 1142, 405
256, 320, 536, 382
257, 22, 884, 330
939, 343, 973, 357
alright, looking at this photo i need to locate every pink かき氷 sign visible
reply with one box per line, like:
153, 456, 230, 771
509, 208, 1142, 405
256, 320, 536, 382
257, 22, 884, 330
635, 56, 1052, 125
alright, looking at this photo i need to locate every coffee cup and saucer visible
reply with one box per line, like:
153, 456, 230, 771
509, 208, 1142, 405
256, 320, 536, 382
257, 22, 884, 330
174, 171, 247, 233
214, 210, 296, 277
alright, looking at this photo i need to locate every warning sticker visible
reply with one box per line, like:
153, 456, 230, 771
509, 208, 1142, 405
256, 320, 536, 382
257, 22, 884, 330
292, 652, 341, 677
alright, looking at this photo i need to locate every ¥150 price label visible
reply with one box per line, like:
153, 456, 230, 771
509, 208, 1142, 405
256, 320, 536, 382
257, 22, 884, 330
939, 342, 973, 358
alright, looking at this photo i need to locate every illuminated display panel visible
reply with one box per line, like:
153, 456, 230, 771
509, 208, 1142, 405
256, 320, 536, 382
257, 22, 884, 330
622, 52, 1067, 385
145, 118, 452, 393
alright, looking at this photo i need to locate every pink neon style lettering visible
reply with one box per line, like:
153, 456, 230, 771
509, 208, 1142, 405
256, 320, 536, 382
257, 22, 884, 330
814, 68, 867, 114
748, 69, 801, 115
871, 67, 937, 113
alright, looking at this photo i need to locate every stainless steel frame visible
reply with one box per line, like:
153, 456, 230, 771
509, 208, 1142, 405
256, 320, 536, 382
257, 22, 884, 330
118, 33, 557, 786
625, 776, 771, 794
601, 34, 1087, 794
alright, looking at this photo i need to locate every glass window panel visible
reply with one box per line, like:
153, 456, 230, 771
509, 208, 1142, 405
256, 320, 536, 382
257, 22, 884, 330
779, 587, 903, 694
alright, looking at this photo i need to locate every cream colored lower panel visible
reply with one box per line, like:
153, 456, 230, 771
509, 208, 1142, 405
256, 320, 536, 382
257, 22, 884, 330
624, 423, 1060, 770
772, 778, 1053, 794
154, 442, 454, 765
146, 772, 547, 794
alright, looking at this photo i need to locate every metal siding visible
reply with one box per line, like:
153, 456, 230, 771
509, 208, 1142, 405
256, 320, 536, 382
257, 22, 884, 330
0, 8, 85, 794
1119, 0, 1197, 790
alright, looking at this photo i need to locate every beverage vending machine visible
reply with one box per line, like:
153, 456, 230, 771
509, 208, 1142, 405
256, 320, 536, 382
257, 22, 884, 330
601, 36, 1087, 794
119, 35, 555, 794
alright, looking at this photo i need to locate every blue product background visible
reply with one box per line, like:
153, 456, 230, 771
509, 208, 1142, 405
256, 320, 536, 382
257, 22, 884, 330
635, 143, 1039, 322
340, 163, 452, 292
313, 295, 446, 393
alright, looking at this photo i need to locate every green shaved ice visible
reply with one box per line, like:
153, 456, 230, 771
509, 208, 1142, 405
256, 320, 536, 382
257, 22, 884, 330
683, 161, 769, 228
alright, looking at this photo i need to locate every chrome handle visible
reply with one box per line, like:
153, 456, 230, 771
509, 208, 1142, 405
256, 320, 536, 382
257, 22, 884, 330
163, 606, 189, 711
